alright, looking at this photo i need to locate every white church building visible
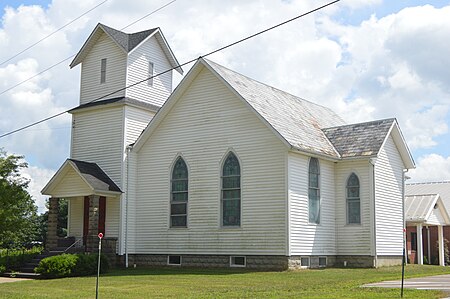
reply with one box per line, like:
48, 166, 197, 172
42, 23, 415, 270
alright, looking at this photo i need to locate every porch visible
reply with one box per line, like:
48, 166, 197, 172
405, 194, 450, 266
41, 159, 122, 254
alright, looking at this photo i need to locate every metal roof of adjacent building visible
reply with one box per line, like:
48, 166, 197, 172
406, 181, 450, 213
405, 194, 439, 222
322, 119, 395, 158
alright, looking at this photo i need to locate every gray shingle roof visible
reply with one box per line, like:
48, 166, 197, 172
69, 97, 160, 113
69, 159, 122, 193
205, 59, 346, 157
101, 24, 157, 52
322, 118, 395, 158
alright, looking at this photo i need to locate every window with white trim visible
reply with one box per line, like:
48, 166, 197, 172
222, 152, 241, 227
168, 255, 181, 265
100, 58, 107, 83
230, 256, 246, 267
346, 173, 360, 224
308, 157, 320, 224
170, 157, 188, 227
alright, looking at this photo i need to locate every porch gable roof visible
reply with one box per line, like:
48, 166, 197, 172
405, 194, 450, 225
41, 159, 122, 198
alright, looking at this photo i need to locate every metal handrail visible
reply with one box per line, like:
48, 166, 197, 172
64, 238, 83, 252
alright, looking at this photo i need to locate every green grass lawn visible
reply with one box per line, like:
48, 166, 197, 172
1, 265, 449, 298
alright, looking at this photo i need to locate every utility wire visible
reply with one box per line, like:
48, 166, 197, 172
0, 0, 178, 97
0, 0, 340, 139
0, 0, 108, 67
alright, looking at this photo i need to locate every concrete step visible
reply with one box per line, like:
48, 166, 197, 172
2, 272, 41, 279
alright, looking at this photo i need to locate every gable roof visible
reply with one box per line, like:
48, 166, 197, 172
133, 58, 414, 167
406, 181, 450, 214
41, 159, 121, 197
70, 23, 183, 74
323, 119, 395, 158
204, 59, 346, 158
405, 194, 450, 225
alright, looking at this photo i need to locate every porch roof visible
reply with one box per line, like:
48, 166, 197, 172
405, 194, 450, 225
41, 159, 122, 198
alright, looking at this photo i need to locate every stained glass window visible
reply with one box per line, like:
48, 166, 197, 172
222, 152, 240, 226
170, 157, 188, 227
347, 173, 360, 224
308, 157, 320, 224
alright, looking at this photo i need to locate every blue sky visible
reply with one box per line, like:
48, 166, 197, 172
1, 0, 450, 212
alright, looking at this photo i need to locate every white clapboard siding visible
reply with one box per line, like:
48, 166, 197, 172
119, 107, 154, 254
427, 206, 447, 225
79, 32, 127, 104
52, 168, 91, 198
131, 67, 287, 255
288, 153, 336, 255
126, 36, 173, 106
68, 197, 83, 238
335, 160, 372, 255
124, 106, 155, 146
71, 106, 124, 186
121, 150, 138, 255
106, 197, 120, 238
375, 135, 405, 256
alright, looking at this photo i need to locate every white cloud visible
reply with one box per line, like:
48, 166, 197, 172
1, 1, 450, 191
408, 154, 450, 183
21, 165, 55, 214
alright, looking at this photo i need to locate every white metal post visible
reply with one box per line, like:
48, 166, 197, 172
438, 225, 445, 266
417, 223, 423, 265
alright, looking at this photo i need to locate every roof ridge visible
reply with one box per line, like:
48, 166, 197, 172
202, 58, 340, 115
322, 118, 396, 131
407, 181, 450, 185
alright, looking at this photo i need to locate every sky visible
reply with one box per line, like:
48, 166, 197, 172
1, 0, 450, 213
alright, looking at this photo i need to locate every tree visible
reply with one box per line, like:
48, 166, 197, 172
0, 149, 39, 248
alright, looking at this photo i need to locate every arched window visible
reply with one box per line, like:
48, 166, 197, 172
170, 157, 188, 227
222, 152, 241, 227
308, 157, 320, 224
346, 173, 360, 224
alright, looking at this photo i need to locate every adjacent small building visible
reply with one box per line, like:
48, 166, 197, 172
42, 24, 415, 270
406, 182, 450, 266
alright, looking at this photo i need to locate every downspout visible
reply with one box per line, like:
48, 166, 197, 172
370, 158, 377, 267
125, 145, 133, 268
426, 226, 431, 264
403, 172, 410, 264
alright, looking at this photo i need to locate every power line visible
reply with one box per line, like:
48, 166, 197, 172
0, 0, 340, 139
120, 0, 176, 31
0, 0, 178, 97
0, 0, 108, 67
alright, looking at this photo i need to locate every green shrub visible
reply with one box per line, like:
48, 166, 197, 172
35, 254, 78, 278
35, 253, 109, 279
0, 265, 6, 274
73, 254, 109, 276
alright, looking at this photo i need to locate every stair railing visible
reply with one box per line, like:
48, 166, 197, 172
64, 238, 83, 253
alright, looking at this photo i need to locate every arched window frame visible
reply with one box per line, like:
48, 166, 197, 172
308, 157, 320, 224
346, 172, 361, 224
221, 151, 241, 227
170, 156, 188, 228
